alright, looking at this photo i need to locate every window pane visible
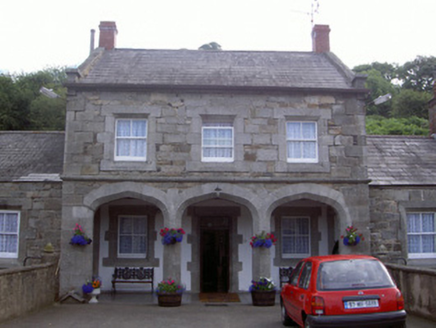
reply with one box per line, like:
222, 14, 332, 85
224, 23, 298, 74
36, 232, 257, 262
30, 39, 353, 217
0, 235, 18, 253
287, 142, 302, 158
132, 120, 146, 137
117, 120, 131, 137
422, 235, 435, 253
302, 122, 316, 139
422, 213, 435, 232
119, 218, 132, 234
119, 236, 132, 254
287, 122, 300, 139
408, 235, 421, 253
407, 213, 420, 232
302, 142, 316, 159
131, 140, 146, 157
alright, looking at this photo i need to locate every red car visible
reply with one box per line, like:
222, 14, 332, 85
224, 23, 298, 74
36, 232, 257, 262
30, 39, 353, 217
280, 255, 407, 328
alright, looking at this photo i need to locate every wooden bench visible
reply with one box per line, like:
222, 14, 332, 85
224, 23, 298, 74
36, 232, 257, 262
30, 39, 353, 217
279, 266, 293, 287
111, 267, 154, 293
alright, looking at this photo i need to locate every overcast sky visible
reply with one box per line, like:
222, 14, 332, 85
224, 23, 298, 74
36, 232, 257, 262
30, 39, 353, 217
1, 0, 435, 74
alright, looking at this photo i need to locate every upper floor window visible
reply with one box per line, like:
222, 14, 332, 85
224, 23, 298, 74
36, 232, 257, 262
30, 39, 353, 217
0, 211, 20, 258
286, 122, 318, 163
282, 217, 310, 258
118, 215, 147, 258
407, 212, 436, 258
202, 122, 234, 162
115, 119, 147, 161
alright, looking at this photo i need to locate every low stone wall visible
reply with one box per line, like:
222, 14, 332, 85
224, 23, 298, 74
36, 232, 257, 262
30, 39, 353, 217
0, 263, 58, 323
387, 264, 436, 322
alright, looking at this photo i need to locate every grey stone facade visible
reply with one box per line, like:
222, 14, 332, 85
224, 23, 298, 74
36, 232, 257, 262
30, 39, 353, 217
59, 85, 371, 294
0, 181, 62, 268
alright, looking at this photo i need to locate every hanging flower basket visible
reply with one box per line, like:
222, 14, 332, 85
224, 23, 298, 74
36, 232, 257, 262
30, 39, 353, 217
160, 228, 185, 245
343, 235, 361, 246
250, 231, 277, 248
341, 225, 364, 246
70, 224, 92, 245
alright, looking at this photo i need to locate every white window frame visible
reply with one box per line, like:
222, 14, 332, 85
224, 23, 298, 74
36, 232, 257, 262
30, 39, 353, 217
281, 216, 311, 259
114, 119, 147, 162
286, 121, 318, 163
201, 123, 234, 162
407, 212, 436, 259
0, 210, 20, 258
118, 215, 148, 258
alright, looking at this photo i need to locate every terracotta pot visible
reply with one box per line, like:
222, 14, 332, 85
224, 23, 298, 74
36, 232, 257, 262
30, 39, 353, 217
157, 293, 182, 307
251, 290, 276, 306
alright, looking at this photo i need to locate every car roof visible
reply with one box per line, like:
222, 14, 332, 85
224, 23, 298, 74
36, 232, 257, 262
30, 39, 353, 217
303, 254, 378, 264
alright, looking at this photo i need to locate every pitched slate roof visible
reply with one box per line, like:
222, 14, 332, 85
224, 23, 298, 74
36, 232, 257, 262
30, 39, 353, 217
67, 48, 363, 92
0, 132, 64, 182
367, 135, 436, 186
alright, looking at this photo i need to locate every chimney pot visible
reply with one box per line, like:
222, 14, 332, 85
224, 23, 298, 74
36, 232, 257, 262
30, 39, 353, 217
312, 24, 331, 53
99, 21, 117, 50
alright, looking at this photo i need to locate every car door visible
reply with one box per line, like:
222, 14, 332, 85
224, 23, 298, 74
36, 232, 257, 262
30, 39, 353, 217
282, 261, 305, 323
295, 261, 313, 321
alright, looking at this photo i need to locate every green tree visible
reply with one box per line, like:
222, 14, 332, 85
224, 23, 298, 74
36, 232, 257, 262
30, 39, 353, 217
391, 89, 432, 118
0, 75, 31, 130
364, 69, 397, 117
0, 67, 67, 131
198, 42, 222, 50
366, 115, 428, 136
354, 62, 398, 82
397, 56, 436, 92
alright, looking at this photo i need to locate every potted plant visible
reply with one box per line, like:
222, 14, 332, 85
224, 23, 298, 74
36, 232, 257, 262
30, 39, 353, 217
155, 278, 185, 307
341, 225, 364, 246
89, 277, 102, 303
250, 231, 277, 248
160, 228, 185, 245
70, 223, 92, 245
249, 277, 276, 306
82, 277, 102, 303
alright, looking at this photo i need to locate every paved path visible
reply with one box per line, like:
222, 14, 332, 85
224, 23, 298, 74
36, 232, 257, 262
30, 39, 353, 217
0, 293, 434, 328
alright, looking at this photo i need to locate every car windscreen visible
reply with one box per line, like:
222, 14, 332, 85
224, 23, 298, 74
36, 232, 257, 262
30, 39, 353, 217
317, 259, 395, 291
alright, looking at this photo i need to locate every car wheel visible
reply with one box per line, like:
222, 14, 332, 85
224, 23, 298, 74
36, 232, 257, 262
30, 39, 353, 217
280, 301, 295, 326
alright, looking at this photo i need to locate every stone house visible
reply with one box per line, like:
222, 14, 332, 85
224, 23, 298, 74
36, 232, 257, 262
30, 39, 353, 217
1, 21, 435, 298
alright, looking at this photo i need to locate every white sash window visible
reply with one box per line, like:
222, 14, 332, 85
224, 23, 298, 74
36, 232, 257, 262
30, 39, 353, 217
0, 211, 20, 258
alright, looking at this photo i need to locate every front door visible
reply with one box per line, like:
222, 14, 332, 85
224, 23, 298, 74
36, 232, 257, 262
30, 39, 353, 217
200, 220, 230, 293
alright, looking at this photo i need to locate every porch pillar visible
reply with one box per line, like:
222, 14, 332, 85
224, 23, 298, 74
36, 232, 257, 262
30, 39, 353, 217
252, 212, 272, 280
59, 205, 94, 296
162, 206, 182, 283
252, 247, 271, 279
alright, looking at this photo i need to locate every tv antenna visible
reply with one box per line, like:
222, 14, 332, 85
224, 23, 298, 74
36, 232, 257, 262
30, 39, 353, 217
290, 0, 320, 26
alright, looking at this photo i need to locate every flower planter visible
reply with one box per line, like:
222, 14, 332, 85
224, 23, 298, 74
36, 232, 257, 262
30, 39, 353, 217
343, 235, 361, 246
157, 293, 182, 307
251, 290, 276, 306
89, 288, 101, 304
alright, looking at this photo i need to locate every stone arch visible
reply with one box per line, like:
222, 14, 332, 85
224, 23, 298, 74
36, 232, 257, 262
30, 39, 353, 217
264, 183, 351, 227
173, 183, 261, 225
82, 182, 170, 220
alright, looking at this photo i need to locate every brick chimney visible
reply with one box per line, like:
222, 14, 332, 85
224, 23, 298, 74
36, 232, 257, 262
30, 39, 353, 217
312, 24, 330, 53
98, 21, 117, 50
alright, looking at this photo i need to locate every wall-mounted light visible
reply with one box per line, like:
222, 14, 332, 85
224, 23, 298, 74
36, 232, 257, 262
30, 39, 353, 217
214, 186, 222, 198
39, 87, 59, 99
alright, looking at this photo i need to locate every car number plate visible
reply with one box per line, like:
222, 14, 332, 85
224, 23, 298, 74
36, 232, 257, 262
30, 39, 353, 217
344, 299, 379, 309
